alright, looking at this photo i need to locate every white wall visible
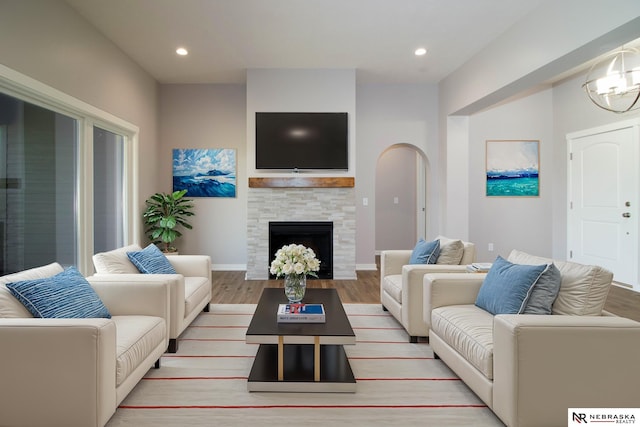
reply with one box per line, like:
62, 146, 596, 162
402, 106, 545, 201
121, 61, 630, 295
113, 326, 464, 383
158, 84, 247, 267
355, 84, 438, 265
0, 0, 159, 226
469, 89, 554, 261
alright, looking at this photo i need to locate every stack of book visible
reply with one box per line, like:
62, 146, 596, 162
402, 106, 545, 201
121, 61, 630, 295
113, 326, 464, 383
466, 262, 493, 273
277, 303, 326, 323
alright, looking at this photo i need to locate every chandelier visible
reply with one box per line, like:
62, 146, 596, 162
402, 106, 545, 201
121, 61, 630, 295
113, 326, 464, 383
582, 47, 640, 114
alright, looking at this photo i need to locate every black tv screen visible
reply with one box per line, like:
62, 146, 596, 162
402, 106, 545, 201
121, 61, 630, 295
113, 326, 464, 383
255, 112, 348, 170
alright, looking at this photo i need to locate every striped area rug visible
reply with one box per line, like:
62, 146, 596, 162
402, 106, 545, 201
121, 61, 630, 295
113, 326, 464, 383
106, 304, 504, 426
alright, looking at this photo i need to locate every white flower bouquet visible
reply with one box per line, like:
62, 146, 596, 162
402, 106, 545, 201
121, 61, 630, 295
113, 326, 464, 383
269, 244, 321, 278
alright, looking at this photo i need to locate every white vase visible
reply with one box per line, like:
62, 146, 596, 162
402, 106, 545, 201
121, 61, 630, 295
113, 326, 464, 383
284, 274, 306, 303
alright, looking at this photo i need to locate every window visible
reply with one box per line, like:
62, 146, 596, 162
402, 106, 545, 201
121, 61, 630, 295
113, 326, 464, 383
0, 65, 139, 275
93, 126, 125, 254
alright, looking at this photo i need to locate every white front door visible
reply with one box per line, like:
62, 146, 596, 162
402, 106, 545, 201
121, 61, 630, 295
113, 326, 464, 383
568, 120, 639, 289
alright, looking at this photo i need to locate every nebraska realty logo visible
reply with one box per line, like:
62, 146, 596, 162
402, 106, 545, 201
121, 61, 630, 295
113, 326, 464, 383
569, 408, 638, 424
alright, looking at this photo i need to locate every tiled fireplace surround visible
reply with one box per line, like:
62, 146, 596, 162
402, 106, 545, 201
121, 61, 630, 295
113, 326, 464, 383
246, 185, 357, 280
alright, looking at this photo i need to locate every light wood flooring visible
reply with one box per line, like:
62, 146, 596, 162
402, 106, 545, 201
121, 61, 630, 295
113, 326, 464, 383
211, 267, 640, 322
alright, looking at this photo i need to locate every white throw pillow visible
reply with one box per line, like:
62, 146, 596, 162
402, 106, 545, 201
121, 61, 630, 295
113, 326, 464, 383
0, 262, 64, 318
93, 244, 142, 274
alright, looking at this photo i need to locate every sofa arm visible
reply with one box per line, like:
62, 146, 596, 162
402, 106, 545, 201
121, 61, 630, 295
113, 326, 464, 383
165, 254, 211, 280
89, 279, 170, 318
380, 250, 412, 277
0, 318, 117, 427
396, 266, 473, 333
88, 274, 179, 338
423, 273, 485, 328
493, 314, 640, 427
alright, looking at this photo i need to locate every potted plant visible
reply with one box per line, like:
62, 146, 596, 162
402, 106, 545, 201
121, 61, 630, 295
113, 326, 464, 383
143, 189, 195, 253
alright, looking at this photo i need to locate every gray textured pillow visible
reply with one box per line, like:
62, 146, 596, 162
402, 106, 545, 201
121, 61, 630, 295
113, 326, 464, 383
522, 263, 561, 314
436, 239, 464, 265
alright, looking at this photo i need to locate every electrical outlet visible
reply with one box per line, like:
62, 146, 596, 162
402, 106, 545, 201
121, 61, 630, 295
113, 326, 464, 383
363, 197, 368, 206
393, 197, 399, 204
488, 243, 494, 252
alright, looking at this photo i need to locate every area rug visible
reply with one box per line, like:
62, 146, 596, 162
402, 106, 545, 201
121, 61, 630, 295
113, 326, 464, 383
106, 304, 504, 426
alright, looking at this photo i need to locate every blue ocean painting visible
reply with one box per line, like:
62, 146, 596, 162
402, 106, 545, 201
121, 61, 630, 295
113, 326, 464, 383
486, 140, 539, 197
173, 148, 236, 197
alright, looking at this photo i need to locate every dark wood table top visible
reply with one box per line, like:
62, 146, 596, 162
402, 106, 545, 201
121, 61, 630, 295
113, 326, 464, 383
246, 288, 355, 342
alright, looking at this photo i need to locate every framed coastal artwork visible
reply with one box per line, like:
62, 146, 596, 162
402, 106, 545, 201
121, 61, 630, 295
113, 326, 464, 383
485, 140, 539, 197
172, 148, 236, 198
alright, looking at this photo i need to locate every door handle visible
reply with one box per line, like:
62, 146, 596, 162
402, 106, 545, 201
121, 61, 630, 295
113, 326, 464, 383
622, 212, 631, 218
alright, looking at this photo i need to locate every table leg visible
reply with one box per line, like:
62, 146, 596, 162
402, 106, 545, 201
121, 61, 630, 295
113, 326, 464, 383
314, 336, 320, 382
278, 336, 284, 381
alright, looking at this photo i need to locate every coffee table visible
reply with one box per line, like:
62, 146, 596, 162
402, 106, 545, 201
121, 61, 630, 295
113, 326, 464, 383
245, 288, 356, 392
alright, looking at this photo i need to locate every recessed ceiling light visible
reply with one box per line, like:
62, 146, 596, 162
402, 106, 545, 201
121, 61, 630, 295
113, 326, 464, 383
176, 47, 189, 56
414, 48, 427, 56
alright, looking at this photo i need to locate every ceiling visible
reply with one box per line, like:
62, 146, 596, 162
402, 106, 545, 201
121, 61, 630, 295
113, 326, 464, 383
64, 0, 548, 85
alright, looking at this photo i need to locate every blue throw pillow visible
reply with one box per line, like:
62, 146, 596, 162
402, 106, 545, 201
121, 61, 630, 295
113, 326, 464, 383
475, 256, 547, 315
6, 267, 111, 318
127, 244, 177, 274
409, 238, 440, 264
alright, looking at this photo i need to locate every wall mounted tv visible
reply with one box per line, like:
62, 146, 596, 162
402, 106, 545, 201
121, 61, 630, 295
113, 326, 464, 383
255, 112, 348, 170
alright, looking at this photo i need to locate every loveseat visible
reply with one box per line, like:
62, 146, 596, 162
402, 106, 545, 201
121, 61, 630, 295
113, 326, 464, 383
0, 262, 170, 427
90, 244, 212, 352
423, 250, 640, 427
380, 236, 476, 342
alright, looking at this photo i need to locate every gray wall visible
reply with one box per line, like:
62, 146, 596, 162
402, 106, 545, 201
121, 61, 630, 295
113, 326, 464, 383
375, 146, 418, 251
468, 89, 554, 262
4, 0, 640, 271
0, 0, 159, 235
158, 84, 247, 267
356, 83, 438, 265
439, 0, 640, 260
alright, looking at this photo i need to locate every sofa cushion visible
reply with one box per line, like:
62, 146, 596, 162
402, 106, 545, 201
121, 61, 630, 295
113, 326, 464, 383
431, 305, 495, 379
409, 238, 440, 265
508, 250, 612, 316
127, 244, 177, 274
112, 315, 166, 386
93, 244, 142, 274
475, 256, 547, 315
184, 276, 211, 316
436, 238, 464, 265
382, 274, 403, 304
6, 267, 111, 319
0, 263, 64, 318
523, 263, 562, 314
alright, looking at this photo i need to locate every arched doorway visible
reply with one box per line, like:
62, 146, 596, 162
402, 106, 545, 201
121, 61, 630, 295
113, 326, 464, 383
375, 144, 429, 251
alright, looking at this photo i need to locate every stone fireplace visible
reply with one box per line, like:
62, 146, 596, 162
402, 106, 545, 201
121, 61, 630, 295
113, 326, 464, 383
246, 178, 356, 280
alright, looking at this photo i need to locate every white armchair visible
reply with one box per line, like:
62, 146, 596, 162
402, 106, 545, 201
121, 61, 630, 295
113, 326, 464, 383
89, 244, 212, 353
380, 236, 476, 342
0, 263, 170, 427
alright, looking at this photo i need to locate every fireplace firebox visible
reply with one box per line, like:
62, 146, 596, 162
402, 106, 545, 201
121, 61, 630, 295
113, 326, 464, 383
268, 221, 333, 279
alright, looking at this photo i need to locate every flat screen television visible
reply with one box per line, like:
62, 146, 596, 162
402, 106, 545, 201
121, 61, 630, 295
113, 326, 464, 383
255, 112, 348, 170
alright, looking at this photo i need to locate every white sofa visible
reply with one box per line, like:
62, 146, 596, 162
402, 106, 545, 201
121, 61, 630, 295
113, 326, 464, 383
423, 250, 640, 427
90, 244, 212, 353
0, 262, 170, 427
380, 236, 476, 342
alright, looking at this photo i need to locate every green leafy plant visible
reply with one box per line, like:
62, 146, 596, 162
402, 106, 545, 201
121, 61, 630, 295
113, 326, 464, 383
143, 190, 195, 252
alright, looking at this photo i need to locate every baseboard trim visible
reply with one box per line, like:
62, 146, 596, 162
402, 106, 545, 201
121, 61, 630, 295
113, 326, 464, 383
212, 264, 247, 271
356, 263, 378, 271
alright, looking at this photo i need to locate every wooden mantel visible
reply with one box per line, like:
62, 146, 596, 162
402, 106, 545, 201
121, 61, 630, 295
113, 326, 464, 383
248, 176, 355, 188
